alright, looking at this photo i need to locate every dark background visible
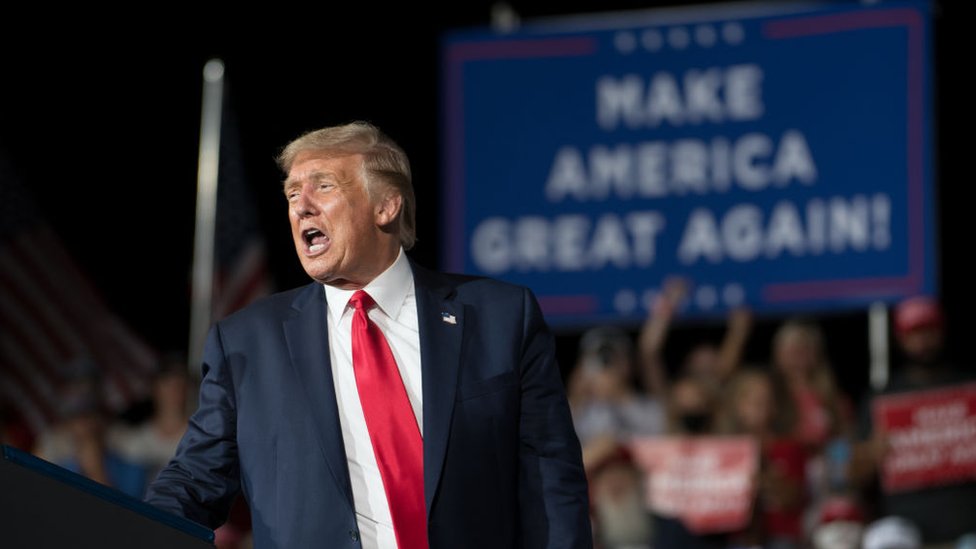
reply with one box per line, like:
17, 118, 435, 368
0, 0, 966, 404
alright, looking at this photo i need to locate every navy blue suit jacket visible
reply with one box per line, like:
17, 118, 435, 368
146, 261, 592, 548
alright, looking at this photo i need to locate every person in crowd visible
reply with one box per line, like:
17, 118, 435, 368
45, 372, 148, 499
637, 277, 753, 402
569, 325, 666, 465
597, 276, 747, 549
717, 367, 809, 549
808, 494, 866, 549
114, 354, 256, 548
885, 295, 960, 387
585, 446, 652, 549
33, 357, 103, 465
850, 296, 976, 546
663, 372, 716, 437
769, 317, 854, 453
647, 372, 725, 549
767, 315, 857, 536
111, 353, 191, 487
567, 326, 662, 548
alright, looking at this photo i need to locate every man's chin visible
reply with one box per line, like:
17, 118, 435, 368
305, 270, 334, 284
299, 258, 335, 284
302, 265, 354, 289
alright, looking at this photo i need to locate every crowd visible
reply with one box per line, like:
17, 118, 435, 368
24, 355, 185, 498
2, 352, 253, 549
2, 286, 973, 549
570, 284, 976, 549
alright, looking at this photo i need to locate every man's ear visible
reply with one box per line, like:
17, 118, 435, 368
374, 191, 403, 228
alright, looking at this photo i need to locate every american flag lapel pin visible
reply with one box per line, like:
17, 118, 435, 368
441, 312, 457, 325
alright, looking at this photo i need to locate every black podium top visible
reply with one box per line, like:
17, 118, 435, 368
1, 444, 215, 548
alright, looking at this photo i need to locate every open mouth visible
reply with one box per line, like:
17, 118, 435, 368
302, 227, 329, 254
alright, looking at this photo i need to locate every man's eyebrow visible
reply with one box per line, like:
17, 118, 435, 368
283, 171, 336, 191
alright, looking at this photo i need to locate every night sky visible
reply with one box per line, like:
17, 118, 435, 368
0, 1, 967, 401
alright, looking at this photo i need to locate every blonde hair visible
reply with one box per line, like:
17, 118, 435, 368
276, 121, 416, 249
771, 317, 849, 440
716, 366, 795, 436
772, 317, 832, 389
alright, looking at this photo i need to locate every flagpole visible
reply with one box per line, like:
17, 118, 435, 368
188, 58, 225, 378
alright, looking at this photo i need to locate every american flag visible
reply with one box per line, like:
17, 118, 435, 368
210, 81, 272, 321
0, 153, 158, 441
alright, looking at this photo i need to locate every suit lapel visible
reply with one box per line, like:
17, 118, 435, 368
281, 283, 355, 511
412, 262, 464, 519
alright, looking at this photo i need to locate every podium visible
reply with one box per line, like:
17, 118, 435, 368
1, 444, 215, 548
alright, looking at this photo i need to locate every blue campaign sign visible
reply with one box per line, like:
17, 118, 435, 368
440, 0, 935, 328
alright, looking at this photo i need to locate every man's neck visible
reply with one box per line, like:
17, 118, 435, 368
325, 245, 402, 290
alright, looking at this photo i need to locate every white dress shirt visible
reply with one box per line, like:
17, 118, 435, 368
323, 247, 422, 549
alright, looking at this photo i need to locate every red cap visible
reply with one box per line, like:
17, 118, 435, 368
893, 296, 944, 336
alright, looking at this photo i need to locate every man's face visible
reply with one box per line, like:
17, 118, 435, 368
898, 325, 944, 365
285, 151, 388, 288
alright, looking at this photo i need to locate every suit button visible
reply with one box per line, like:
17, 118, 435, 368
349, 530, 360, 542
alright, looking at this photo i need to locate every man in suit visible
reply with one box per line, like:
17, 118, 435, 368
145, 121, 592, 548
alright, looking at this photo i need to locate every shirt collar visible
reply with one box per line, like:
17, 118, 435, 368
323, 247, 414, 326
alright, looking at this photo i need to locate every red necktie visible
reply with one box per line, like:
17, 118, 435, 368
349, 290, 427, 549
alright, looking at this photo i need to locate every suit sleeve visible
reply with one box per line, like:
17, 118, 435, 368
144, 324, 241, 528
517, 287, 593, 548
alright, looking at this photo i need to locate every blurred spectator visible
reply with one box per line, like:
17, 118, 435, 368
588, 446, 653, 549
569, 325, 666, 460
850, 296, 976, 545
650, 373, 725, 549
567, 326, 660, 548
769, 317, 854, 451
809, 495, 865, 549
34, 357, 103, 464
111, 352, 190, 487
111, 354, 255, 547
767, 315, 857, 537
717, 367, 809, 549
861, 516, 922, 549
637, 277, 753, 401
889, 295, 953, 382
38, 368, 148, 499
664, 373, 716, 437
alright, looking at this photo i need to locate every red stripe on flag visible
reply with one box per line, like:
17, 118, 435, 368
213, 241, 271, 320
0, 331, 61, 423
11, 230, 141, 404
40, 229, 158, 377
6, 227, 161, 416
0, 372, 50, 435
0, 274, 71, 388
0, 255, 77, 367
